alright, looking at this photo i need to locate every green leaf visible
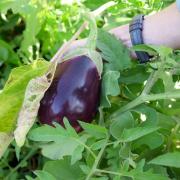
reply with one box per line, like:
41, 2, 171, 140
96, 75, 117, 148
43, 159, 84, 180
0, 0, 16, 13
149, 152, 180, 168
127, 157, 168, 180
87, 50, 103, 76
97, 29, 131, 71
0, 40, 20, 65
71, 145, 84, 165
0, 60, 49, 132
29, 124, 67, 142
129, 159, 168, 180
119, 143, 131, 159
119, 65, 149, 85
131, 44, 157, 56
79, 121, 107, 139
110, 111, 134, 139
135, 159, 145, 172
34, 170, 56, 180
100, 71, 120, 107
63, 119, 79, 137
158, 70, 175, 106
159, 71, 174, 92
0, 0, 46, 58
20, 6, 43, 57
129, 170, 168, 180
80, 164, 91, 175
41, 141, 79, 161
91, 139, 106, 150
26, 176, 34, 180
157, 113, 175, 135
147, 45, 173, 58
120, 127, 160, 142
84, 0, 110, 9
29, 121, 89, 164
133, 132, 164, 150
132, 105, 158, 127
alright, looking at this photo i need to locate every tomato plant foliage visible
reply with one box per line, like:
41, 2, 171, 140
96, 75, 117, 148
0, 0, 180, 180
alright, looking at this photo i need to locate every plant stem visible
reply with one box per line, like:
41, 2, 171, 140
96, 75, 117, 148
76, 139, 97, 159
111, 91, 180, 119
110, 96, 143, 119
1, 158, 13, 170
145, 91, 180, 101
85, 13, 98, 51
99, 107, 105, 126
167, 122, 180, 151
92, 1, 116, 17
85, 137, 109, 180
95, 169, 133, 178
141, 70, 160, 95
51, 22, 88, 63
111, 63, 180, 119
4, 147, 38, 180
95, 169, 122, 176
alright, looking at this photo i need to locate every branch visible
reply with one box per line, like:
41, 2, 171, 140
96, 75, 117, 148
111, 91, 180, 118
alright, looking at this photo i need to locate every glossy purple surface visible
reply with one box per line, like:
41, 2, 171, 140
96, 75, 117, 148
38, 55, 100, 132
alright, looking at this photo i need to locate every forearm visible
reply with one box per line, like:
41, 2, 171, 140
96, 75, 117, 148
110, 3, 180, 49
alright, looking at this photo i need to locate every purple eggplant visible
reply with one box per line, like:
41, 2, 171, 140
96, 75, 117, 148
38, 55, 101, 132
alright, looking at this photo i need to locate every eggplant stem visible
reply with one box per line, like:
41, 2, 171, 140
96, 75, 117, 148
75, 139, 97, 159
51, 1, 116, 62
92, 1, 116, 17
50, 22, 88, 63
85, 13, 97, 51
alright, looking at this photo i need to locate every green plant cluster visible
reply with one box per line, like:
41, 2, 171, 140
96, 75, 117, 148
0, 0, 174, 88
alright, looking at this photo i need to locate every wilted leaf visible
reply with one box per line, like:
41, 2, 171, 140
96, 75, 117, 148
14, 76, 50, 146
0, 60, 49, 132
0, 132, 13, 158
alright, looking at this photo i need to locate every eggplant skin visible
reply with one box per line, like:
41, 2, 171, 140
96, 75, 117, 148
38, 55, 101, 132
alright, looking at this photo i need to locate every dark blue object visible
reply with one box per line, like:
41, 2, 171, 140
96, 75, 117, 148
38, 55, 101, 132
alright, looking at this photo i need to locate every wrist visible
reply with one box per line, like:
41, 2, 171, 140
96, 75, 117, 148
143, 3, 180, 49
142, 15, 158, 46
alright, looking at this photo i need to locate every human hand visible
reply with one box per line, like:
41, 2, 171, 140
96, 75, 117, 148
64, 3, 180, 61
65, 24, 137, 59
109, 24, 137, 59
